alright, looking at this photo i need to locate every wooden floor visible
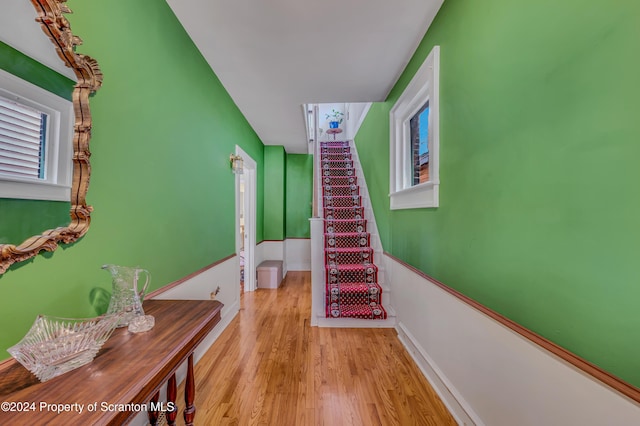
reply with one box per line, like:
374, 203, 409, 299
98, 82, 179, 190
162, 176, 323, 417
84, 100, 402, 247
181, 271, 456, 425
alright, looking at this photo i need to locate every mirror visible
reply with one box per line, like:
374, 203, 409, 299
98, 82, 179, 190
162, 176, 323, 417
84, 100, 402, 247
0, 0, 102, 274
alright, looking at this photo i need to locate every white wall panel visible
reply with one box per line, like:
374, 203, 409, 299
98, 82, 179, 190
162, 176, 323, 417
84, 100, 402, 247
388, 255, 640, 426
285, 238, 311, 271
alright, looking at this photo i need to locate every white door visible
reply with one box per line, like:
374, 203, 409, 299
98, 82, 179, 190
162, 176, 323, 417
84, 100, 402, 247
235, 145, 257, 292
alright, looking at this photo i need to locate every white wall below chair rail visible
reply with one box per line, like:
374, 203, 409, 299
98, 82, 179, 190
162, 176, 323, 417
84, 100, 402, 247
257, 240, 285, 275
385, 254, 640, 426
151, 255, 240, 321
257, 239, 311, 275
285, 239, 311, 271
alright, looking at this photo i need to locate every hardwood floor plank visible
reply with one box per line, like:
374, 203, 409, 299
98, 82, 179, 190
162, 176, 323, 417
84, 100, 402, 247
179, 271, 456, 425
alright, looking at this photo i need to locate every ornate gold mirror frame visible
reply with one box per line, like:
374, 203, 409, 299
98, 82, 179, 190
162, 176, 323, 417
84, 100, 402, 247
0, 0, 102, 274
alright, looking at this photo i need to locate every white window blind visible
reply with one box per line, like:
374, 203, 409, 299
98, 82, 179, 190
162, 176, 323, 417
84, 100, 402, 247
0, 67, 73, 201
0, 95, 47, 180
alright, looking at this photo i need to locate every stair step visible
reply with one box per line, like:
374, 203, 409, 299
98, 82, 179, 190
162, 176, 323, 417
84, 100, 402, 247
324, 232, 370, 248
321, 157, 353, 163
322, 184, 359, 197
323, 195, 361, 208
326, 281, 380, 294
326, 264, 378, 284
323, 206, 364, 220
324, 219, 367, 233
326, 302, 387, 320
321, 147, 350, 152
321, 141, 349, 148
325, 263, 378, 272
320, 148, 351, 155
325, 247, 374, 264
322, 176, 357, 186
322, 168, 355, 177
321, 159, 354, 168
326, 279, 385, 319
321, 153, 352, 161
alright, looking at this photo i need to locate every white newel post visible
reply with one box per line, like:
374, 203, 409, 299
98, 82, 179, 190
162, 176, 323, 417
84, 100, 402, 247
310, 217, 325, 326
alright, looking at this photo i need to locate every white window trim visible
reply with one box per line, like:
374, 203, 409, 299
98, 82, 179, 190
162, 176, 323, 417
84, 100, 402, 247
0, 68, 73, 201
389, 45, 440, 210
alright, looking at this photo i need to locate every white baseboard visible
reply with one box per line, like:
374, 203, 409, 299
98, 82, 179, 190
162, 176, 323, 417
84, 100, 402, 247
286, 263, 309, 271
396, 322, 480, 426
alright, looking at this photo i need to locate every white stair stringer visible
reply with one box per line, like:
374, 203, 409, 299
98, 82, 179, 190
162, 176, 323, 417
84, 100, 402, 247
348, 140, 394, 314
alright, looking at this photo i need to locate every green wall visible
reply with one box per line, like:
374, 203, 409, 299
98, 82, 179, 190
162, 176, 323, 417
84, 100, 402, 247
262, 150, 313, 240
0, 41, 74, 100
0, 0, 264, 354
0, 42, 75, 245
285, 154, 313, 238
356, 0, 640, 386
0, 199, 70, 244
263, 146, 286, 240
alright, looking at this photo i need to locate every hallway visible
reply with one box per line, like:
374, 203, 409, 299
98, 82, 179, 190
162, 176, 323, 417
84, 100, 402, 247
185, 271, 456, 425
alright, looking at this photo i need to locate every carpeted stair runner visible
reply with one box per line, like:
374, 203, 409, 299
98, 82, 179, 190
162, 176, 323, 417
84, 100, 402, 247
321, 141, 387, 319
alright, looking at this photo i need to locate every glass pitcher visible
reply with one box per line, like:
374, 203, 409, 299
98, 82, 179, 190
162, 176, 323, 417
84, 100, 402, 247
103, 264, 151, 328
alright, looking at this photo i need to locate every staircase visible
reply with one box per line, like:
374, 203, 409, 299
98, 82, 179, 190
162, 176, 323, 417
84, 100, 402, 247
321, 141, 387, 320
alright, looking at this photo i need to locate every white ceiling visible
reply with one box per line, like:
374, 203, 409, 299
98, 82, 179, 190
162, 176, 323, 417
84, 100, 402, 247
166, 0, 444, 153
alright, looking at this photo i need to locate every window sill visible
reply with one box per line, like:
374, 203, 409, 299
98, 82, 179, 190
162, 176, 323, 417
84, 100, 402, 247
389, 181, 439, 210
0, 179, 70, 201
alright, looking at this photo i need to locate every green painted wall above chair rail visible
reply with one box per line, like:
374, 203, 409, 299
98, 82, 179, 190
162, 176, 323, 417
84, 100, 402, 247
263, 150, 313, 240
286, 154, 313, 238
263, 146, 287, 241
356, 0, 640, 387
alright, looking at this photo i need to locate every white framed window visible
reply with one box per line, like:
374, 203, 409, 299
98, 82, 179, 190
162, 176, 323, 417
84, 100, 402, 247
0, 68, 73, 201
389, 45, 440, 209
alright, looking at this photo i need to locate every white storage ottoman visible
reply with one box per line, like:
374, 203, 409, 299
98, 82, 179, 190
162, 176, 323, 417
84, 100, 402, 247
257, 260, 283, 289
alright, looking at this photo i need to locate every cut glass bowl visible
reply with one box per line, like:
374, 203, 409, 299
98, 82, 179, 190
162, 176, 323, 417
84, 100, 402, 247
7, 314, 120, 382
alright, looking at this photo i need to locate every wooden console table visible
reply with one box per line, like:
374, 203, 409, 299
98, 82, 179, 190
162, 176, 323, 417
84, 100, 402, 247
0, 299, 223, 425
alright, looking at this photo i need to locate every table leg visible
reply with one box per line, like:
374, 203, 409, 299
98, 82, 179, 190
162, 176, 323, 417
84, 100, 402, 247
167, 373, 177, 426
184, 353, 196, 425
148, 391, 160, 425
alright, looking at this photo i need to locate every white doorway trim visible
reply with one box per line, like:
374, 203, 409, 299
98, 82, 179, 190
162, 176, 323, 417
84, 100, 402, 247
235, 145, 257, 292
